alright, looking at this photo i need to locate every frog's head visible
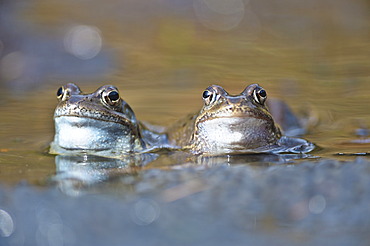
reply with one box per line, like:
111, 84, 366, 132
192, 84, 281, 153
51, 83, 144, 155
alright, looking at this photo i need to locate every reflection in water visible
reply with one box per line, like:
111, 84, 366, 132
167, 151, 315, 167
53, 151, 315, 196
53, 154, 155, 196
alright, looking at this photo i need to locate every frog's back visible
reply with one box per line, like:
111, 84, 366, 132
165, 113, 197, 149
267, 98, 305, 136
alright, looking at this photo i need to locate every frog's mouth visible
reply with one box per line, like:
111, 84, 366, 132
197, 108, 273, 124
54, 113, 134, 127
54, 103, 136, 127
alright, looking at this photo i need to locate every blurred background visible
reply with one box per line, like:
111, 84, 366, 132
0, 0, 370, 183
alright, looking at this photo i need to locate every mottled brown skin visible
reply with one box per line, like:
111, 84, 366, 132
166, 84, 282, 154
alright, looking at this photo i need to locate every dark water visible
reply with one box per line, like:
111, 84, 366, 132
1, 0, 370, 245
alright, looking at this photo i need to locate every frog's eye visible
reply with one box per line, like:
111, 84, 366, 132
107, 91, 119, 102
102, 89, 120, 106
253, 88, 267, 105
202, 90, 212, 100
56, 86, 70, 101
56, 87, 64, 99
202, 89, 219, 106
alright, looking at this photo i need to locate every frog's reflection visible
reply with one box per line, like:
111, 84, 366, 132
53, 152, 314, 196
191, 153, 313, 167
53, 154, 155, 196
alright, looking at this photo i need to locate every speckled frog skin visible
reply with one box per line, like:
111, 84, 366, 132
50, 83, 144, 155
166, 84, 314, 155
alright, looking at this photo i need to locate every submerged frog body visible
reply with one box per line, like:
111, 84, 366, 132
266, 98, 306, 137
166, 84, 314, 155
50, 83, 145, 156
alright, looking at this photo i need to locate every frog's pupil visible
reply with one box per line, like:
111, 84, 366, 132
259, 89, 266, 98
203, 90, 211, 99
57, 87, 63, 97
108, 91, 119, 102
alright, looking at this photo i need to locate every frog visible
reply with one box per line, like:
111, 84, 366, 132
166, 84, 315, 155
50, 83, 146, 156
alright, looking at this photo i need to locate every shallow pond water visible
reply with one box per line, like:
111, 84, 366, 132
1, 0, 370, 245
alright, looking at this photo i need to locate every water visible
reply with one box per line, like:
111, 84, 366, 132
1, 0, 370, 245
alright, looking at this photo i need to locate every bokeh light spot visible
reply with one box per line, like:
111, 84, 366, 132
36, 208, 75, 246
308, 195, 326, 214
64, 25, 102, 60
131, 199, 160, 226
0, 51, 25, 80
0, 209, 14, 237
193, 0, 245, 31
